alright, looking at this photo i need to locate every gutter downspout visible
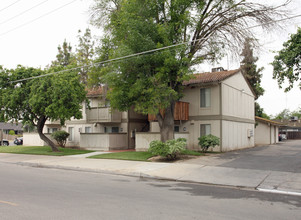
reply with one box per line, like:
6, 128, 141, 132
219, 83, 223, 152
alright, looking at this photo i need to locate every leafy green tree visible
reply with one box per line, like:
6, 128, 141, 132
255, 103, 270, 119
90, 0, 288, 142
52, 40, 75, 67
273, 108, 291, 120
0, 66, 86, 152
291, 108, 301, 119
272, 28, 301, 92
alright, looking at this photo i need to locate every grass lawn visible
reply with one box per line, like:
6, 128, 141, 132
0, 146, 94, 156
89, 151, 154, 161
89, 149, 204, 161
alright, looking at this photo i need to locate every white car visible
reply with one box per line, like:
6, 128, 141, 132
280, 134, 287, 140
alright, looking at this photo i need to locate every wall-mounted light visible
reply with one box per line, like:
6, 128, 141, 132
183, 127, 186, 131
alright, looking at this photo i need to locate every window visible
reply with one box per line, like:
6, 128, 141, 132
47, 128, 58, 134
200, 88, 211, 108
104, 126, 119, 133
68, 127, 74, 141
85, 127, 92, 133
174, 126, 180, 133
112, 127, 119, 133
200, 124, 211, 137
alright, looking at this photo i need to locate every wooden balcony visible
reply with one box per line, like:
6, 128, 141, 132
148, 101, 189, 121
86, 107, 122, 123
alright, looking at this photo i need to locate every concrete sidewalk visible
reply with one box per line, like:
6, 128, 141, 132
0, 152, 301, 196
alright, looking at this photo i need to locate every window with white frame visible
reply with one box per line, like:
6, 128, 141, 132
200, 124, 211, 137
200, 88, 211, 108
68, 127, 74, 141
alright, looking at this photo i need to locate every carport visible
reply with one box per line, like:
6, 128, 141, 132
255, 116, 282, 145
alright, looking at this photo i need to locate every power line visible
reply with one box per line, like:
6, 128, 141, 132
0, 0, 49, 26
0, 0, 78, 37
0, 0, 22, 13
9, 13, 301, 83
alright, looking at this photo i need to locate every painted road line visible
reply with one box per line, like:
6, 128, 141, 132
0, 200, 18, 206
257, 188, 301, 197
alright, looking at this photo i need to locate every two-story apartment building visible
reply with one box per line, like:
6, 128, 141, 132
136, 68, 255, 152
26, 68, 255, 152
41, 87, 148, 150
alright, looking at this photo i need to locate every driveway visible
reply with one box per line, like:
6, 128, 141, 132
183, 140, 301, 173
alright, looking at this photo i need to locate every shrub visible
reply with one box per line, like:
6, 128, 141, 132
148, 138, 186, 160
9, 130, 15, 136
51, 130, 70, 148
198, 134, 220, 152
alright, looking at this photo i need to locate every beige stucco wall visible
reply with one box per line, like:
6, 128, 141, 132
23, 133, 45, 146
255, 121, 279, 145
187, 120, 221, 151
181, 85, 220, 116
135, 132, 190, 151
80, 133, 127, 150
221, 72, 254, 120
23, 133, 55, 146
222, 121, 254, 151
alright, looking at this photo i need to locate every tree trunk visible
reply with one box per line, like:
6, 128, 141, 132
157, 101, 175, 142
37, 116, 60, 152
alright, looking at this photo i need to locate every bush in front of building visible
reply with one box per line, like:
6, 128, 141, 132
198, 134, 220, 152
51, 130, 70, 148
9, 130, 15, 136
148, 138, 186, 160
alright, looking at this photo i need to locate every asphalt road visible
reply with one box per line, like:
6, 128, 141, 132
0, 162, 300, 220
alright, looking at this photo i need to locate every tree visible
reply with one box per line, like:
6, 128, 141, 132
52, 40, 75, 67
0, 66, 86, 152
255, 103, 270, 119
272, 28, 301, 92
76, 28, 95, 85
273, 108, 291, 120
240, 38, 265, 117
90, 0, 289, 142
240, 38, 264, 99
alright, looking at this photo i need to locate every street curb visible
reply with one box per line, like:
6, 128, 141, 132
15, 161, 257, 192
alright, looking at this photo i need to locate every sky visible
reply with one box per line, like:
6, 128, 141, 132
0, 0, 300, 117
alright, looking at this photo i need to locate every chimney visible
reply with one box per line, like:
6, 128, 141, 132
212, 67, 225, 72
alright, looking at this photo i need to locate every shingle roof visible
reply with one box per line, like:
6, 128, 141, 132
0, 122, 23, 130
86, 87, 103, 97
183, 69, 240, 86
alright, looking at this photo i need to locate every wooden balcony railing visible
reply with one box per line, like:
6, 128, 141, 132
148, 101, 189, 121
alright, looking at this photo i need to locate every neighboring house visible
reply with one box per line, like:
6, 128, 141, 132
0, 122, 23, 135
255, 116, 282, 145
136, 68, 255, 152
277, 117, 301, 139
41, 87, 148, 150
